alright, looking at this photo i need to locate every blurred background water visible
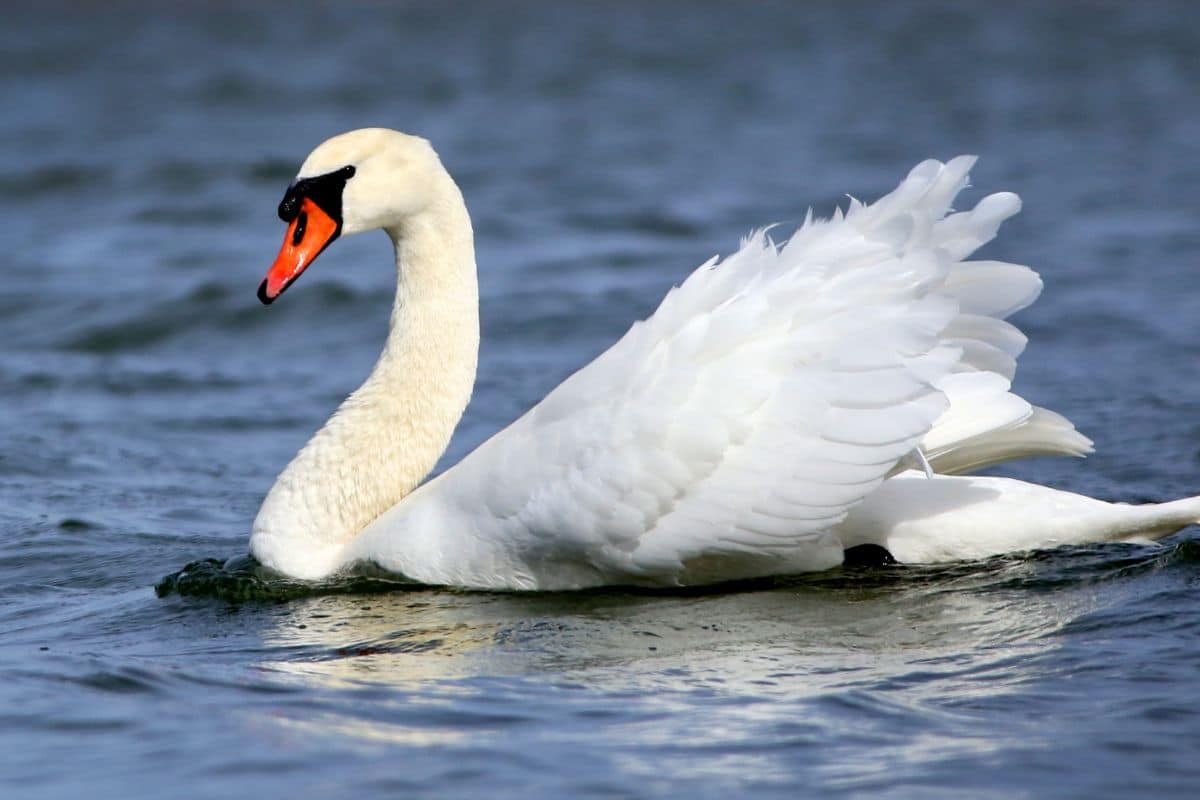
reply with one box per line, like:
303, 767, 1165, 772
2, 1, 1200, 797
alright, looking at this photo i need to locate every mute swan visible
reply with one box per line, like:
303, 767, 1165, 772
248, 128, 1199, 589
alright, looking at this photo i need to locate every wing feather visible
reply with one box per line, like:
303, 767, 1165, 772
361, 156, 1088, 588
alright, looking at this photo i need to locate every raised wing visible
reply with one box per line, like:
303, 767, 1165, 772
358, 157, 1083, 588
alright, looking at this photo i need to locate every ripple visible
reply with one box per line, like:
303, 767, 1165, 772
74, 665, 166, 696
142, 159, 215, 191
134, 203, 240, 226
59, 286, 251, 353
155, 556, 430, 602
245, 157, 302, 185
58, 280, 374, 354
0, 164, 111, 198
562, 208, 704, 238
155, 539, 1200, 605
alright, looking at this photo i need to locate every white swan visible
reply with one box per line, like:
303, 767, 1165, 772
248, 128, 1200, 589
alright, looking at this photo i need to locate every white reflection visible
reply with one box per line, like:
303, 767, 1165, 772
253, 556, 1122, 759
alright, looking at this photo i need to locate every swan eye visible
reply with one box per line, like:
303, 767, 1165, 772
292, 211, 308, 246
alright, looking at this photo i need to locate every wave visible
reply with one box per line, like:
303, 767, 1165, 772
59, 281, 367, 354
156, 538, 1200, 603
155, 556, 431, 602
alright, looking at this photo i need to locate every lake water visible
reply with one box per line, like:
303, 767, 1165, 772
3, 2, 1200, 797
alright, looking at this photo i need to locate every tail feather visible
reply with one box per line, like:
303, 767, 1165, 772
1129, 495, 1200, 541
928, 407, 1094, 475
839, 474, 1199, 563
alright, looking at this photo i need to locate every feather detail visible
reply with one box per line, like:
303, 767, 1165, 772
353, 157, 1079, 589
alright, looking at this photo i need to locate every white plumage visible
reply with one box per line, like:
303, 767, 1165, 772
248, 129, 1198, 589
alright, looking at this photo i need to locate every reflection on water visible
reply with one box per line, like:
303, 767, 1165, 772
222, 542, 1198, 783
235, 553, 1122, 776
252, 553, 1114, 692
153, 543, 1185, 699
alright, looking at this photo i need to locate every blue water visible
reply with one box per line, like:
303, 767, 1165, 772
3, 2, 1200, 797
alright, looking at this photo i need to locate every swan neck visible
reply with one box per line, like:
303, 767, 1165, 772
252, 176, 479, 578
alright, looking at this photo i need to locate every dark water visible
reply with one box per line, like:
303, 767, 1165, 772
3, 2, 1200, 797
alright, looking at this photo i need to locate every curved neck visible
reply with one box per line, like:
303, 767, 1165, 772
252, 177, 479, 578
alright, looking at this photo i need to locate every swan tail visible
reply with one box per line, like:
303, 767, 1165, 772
839, 475, 1200, 564
1127, 494, 1200, 542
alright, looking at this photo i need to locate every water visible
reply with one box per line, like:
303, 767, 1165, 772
3, 1, 1200, 796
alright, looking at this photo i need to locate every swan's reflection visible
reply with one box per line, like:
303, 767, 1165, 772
256, 555, 1114, 702
244, 542, 1186, 778
246, 561, 1114, 762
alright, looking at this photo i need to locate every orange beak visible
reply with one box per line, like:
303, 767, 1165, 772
258, 197, 341, 304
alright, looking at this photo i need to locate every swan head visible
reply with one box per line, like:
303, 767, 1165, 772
259, 128, 441, 304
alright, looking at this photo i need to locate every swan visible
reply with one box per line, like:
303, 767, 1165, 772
248, 128, 1200, 589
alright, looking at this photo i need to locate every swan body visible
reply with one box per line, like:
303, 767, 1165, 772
248, 128, 1198, 589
